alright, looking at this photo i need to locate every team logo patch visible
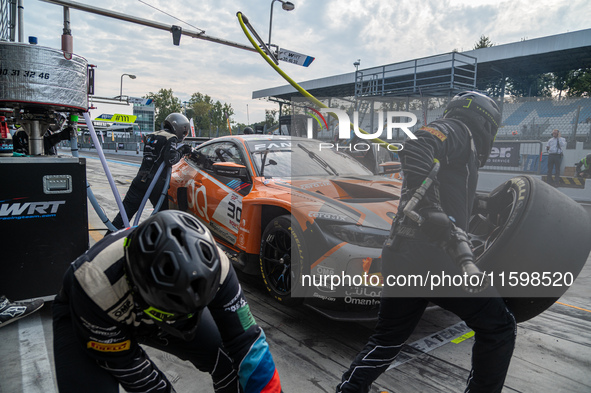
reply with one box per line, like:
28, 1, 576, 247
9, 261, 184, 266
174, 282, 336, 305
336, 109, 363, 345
87, 340, 131, 352
422, 126, 447, 142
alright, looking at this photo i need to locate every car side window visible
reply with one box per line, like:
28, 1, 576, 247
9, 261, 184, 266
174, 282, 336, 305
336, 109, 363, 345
187, 144, 215, 171
213, 142, 245, 166
188, 142, 246, 174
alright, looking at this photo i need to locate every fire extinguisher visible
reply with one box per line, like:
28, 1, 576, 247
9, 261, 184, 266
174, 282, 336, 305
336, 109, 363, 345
0, 116, 13, 157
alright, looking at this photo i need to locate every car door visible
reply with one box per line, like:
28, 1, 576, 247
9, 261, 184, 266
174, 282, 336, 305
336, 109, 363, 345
186, 140, 252, 246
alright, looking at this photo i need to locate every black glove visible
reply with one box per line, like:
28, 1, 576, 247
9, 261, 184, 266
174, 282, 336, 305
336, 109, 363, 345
418, 207, 452, 242
177, 144, 192, 156
59, 127, 73, 141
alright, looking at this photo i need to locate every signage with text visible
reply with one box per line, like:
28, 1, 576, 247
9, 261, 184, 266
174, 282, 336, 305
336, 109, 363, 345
278, 48, 315, 67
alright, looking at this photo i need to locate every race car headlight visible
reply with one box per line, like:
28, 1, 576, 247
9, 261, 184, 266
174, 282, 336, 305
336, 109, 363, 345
326, 224, 389, 248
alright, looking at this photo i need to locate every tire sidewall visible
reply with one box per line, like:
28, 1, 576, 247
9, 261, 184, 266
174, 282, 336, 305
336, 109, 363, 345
260, 215, 306, 305
474, 176, 591, 322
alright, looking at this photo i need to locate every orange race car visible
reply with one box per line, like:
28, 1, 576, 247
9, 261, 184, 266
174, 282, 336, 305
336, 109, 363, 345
168, 135, 402, 320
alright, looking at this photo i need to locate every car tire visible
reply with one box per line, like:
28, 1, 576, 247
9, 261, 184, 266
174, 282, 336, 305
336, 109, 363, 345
469, 175, 591, 323
260, 215, 306, 306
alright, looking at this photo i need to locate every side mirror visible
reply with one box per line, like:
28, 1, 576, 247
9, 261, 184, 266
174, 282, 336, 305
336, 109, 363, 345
213, 162, 248, 179
378, 161, 401, 174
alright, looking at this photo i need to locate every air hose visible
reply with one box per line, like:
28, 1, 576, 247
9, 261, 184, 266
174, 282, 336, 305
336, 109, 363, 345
236, 12, 399, 151
83, 112, 131, 228
153, 167, 172, 214
132, 162, 167, 226
67, 116, 118, 232
79, 114, 171, 230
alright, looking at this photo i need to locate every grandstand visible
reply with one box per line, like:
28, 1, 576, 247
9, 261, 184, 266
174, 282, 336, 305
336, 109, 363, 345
496, 98, 591, 143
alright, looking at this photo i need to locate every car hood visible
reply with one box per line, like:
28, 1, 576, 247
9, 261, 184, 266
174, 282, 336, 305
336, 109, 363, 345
260, 176, 401, 229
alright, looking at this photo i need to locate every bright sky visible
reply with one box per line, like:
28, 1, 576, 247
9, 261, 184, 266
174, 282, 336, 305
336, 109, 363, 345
22, 0, 591, 125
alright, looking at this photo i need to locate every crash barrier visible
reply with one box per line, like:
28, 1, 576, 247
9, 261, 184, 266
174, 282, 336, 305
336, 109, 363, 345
541, 175, 586, 189
68, 135, 144, 153
481, 140, 544, 174
69, 135, 213, 153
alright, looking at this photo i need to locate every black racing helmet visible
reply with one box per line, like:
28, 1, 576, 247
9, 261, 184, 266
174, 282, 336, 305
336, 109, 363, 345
163, 113, 191, 141
124, 210, 221, 320
243, 126, 254, 134
443, 91, 501, 166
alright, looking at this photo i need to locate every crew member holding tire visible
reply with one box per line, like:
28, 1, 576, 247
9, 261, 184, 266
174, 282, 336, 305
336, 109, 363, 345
110, 113, 193, 232
337, 91, 517, 393
53, 210, 282, 393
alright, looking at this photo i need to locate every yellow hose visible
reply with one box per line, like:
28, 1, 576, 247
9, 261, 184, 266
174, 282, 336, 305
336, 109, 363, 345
236, 12, 398, 151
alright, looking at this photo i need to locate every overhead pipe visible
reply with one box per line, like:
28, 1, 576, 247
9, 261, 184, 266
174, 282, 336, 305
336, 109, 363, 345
61, 5, 73, 58
17, 0, 23, 42
40, 0, 258, 53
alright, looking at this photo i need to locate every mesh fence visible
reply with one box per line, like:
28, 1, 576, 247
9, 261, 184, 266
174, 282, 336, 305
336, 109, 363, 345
284, 95, 591, 175
0, 0, 12, 42
288, 95, 591, 148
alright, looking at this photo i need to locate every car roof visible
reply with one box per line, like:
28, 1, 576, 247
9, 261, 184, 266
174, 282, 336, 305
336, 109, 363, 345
228, 134, 308, 141
197, 134, 314, 146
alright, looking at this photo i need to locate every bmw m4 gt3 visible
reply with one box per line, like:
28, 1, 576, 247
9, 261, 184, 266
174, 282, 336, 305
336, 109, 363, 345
168, 135, 402, 320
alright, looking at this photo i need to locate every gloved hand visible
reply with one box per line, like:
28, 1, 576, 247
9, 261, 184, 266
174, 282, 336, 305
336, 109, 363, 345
418, 207, 452, 242
59, 127, 73, 141
177, 144, 192, 156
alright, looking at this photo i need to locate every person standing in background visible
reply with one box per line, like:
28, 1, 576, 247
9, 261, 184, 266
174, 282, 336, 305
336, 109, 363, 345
546, 129, 566, 186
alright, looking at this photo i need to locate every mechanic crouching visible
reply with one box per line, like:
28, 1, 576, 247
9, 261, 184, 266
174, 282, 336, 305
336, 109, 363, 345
337, 91, 517, 393
53, 210, 282, 393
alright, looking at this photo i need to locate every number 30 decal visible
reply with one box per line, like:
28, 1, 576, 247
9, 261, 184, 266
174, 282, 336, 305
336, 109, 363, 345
228, 201, 242, 222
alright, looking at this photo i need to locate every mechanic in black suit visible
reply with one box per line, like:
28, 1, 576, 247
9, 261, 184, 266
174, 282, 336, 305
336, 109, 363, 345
110, 113, 192, 231
337, 91, 516, 393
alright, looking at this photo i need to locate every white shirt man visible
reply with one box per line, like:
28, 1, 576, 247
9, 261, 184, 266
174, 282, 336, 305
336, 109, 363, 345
546, 129, 566, 185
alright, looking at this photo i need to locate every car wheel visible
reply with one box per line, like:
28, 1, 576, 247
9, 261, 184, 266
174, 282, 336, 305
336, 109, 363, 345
469, 175, 591, 322
260, 215, 306, 306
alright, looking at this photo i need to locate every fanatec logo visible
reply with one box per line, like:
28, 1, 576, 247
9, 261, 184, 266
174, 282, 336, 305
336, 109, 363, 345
305, 107, 418, 141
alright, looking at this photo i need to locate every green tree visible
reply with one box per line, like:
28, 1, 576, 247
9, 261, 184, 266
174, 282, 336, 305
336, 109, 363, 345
506, 73, 554, 97
472, 35, 506, 97
264, 109, 278, 128
188, 93, 234, 136
473, 35, 494, 49
562, 68, 591, 97
144, 88, 182, 129
553, 71, 571, 99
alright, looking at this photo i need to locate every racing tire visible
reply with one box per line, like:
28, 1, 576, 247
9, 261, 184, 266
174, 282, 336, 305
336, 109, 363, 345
469, 175, 591, 322
260, 215, 306, 306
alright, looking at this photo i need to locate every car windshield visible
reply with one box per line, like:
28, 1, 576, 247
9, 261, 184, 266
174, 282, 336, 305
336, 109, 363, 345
248, 139, 373, 178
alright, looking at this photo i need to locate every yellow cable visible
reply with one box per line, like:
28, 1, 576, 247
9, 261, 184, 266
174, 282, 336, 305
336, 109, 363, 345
236, 12, 398, 151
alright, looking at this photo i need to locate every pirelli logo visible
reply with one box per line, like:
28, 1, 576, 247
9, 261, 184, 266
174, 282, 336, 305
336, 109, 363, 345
87, 340, 131, 352
422, 126, 447, 142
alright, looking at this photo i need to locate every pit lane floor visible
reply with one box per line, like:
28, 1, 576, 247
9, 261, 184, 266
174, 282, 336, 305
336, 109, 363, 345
1, 152, 590, 392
